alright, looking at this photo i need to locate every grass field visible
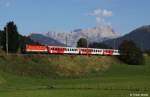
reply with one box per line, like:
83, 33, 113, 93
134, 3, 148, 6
0, 54, 149, 97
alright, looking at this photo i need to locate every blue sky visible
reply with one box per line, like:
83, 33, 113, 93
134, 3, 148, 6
0, 0, 150, 35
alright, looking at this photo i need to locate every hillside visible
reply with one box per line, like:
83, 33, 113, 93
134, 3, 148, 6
103, 25, 150, 51
28, 33, 65, 46
0, 53, 119, 77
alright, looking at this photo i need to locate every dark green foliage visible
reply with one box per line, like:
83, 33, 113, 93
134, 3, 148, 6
145, 49, 150, 56
1, 21, 19, 53
77, 38, 87, 48
118, 40, 144, 65
0, 30, 3, 48
89, 42, 111, 49
0, 21, 39, 54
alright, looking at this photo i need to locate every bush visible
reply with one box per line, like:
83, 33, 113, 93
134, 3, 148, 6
77, 38, 87, 47
145, 49, 150, 56
118, 40, 144, 65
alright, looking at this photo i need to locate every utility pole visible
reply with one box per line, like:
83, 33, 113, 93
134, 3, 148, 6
86, 36, 88, 48
6, 26, 8, 55
65, 35, 67, 47
86, 34, 89, 56
114, 39, 116, 49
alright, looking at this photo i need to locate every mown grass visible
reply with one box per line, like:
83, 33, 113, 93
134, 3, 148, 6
0, 52, 149, 97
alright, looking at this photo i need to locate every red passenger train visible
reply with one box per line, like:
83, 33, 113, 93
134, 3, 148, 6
25, 44, 120, 56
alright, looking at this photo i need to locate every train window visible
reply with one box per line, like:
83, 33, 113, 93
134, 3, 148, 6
114, 50, 118, 53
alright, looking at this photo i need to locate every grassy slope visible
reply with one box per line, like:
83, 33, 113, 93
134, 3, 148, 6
0, 53, 149, 97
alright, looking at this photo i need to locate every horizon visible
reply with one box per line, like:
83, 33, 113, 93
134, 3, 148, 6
0, 0, 150, 35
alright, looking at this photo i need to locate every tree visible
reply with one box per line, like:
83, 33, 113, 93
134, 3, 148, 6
0, 30, 3, 48
2, 21, 20, 53
118, 40, 144, 65
145, 49, 150, 56
77, 38, 87, 48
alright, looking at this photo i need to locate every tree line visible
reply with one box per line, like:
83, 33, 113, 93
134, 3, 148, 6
0, 21, 39, 53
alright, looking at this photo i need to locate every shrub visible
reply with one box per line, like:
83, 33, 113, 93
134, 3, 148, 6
118, 40, 144, 65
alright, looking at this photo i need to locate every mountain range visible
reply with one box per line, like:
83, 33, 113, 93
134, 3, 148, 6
103, 25, 150, 51
28, 25, 150, 51
29, 25, 119, 47
28, 33, 65, 46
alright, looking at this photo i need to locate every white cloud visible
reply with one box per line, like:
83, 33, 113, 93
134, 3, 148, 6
91, 8, 112, 17
92, 9, 112, 17
89, 8, 112, 26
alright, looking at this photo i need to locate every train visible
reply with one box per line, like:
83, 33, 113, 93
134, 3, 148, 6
25, 44, 120, 56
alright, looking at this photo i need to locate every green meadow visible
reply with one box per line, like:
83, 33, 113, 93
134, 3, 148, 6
0, 53, 149, 97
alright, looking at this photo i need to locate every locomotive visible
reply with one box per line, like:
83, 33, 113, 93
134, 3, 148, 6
25, 44, 120, 56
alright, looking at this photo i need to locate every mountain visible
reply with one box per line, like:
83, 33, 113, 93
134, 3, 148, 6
45, 26, 119, 47
103, 25, 150, 51
28, 33, 65, 46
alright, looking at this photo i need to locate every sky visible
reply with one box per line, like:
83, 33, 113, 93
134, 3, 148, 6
0, 0, 150, 35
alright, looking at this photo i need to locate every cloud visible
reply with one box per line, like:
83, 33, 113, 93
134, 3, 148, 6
90, 8, 112, 17
89, 8, 112, 26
